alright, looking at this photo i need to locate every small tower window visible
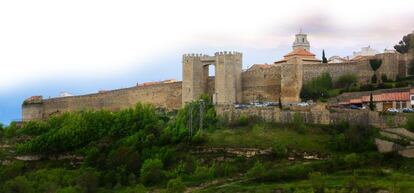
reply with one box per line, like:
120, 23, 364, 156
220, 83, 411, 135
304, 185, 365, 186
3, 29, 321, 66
302, 37, 305, 42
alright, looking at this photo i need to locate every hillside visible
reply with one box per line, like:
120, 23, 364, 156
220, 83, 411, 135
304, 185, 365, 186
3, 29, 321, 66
1, 100, 414, 193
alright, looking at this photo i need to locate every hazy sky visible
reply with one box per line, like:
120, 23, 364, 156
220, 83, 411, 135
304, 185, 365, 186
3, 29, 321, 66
0, 0, 413, 124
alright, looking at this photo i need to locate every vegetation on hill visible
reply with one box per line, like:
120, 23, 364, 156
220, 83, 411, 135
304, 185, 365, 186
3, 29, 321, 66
1, 99, 414, 192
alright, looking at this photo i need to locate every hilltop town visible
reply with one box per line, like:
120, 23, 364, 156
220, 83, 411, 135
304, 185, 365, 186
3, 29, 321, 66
23, 31, 414, 120
0, 31, 413, 193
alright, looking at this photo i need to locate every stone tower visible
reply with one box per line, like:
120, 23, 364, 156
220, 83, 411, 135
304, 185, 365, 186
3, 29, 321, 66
214, 52, 243, 105
280, 57, 303, 103
182, 51, 242, 106
292, 29, 310, 51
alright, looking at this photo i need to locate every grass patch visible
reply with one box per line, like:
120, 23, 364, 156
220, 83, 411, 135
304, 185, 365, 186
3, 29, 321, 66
194, 168, 414, 193
204, 123, 330, 152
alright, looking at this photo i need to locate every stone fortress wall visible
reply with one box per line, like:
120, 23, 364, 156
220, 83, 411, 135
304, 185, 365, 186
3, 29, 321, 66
23, 82, 182, 121
302, 52, 405, 85
22, 30, 411, 122
22, 51, 408, 121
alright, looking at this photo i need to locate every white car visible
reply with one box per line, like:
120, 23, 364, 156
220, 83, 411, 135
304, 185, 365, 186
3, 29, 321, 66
297, 102, 309, 107
387, 108, 399, 113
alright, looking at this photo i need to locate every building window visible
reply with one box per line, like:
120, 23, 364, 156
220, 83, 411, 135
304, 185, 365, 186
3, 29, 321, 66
302, 38, 305, 42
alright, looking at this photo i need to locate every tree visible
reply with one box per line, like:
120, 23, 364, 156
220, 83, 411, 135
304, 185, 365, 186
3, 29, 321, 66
394, 33, 412, 54
322, 49, 328, 63
371, 74, 377, 84
300, 72, 333, 100
336, 73, 357, 89
369, 59, 382, 71
140, 158, 164, 185
278, 96, 282, 109
369, 93, 375, 111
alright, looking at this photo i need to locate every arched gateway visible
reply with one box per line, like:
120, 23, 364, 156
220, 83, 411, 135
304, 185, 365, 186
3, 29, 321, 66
182, 51, 243, 106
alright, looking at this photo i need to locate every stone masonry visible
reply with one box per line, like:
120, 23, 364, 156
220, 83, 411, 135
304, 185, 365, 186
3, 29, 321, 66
22, 51, 409, 121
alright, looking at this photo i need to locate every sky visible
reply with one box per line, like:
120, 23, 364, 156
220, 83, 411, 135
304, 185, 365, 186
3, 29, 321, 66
0, 0, 413, 124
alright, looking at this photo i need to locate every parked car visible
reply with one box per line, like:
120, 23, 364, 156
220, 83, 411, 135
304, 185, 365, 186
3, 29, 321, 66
235, 104, 249, 109
402, 107, 414, 113
387, 108, 399, 113
349, 105, 360, 110
297, 102, 309, 107
265, 102, 278, 107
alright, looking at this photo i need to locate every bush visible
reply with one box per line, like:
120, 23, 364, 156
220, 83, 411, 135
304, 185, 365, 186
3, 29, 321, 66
344, 153, 359, 165
330, 124, 377, 152
166, 178, 186, 193
238, 114, 249, 126
2, 176, 33, 193
271, 143, 288, 158
293, 113, 306, 133
300, 72, 332, 100
377, 83, 394, 89
406, 114, 414, 132
381, 74, 389, 82
140, 158, 164, 185
336, 73, 357, 89
308, 172, 325, 193
246, 161, 266, 180
56, 187, 79, 193
359, 84, 375, 91
192, 165, 214, 181
76, 168, 99, 193
371, 74, 378, 83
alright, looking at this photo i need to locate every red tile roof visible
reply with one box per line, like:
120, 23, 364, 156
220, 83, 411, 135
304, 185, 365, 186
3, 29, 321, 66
341, 91, 410, 105
284, 48, 316, 57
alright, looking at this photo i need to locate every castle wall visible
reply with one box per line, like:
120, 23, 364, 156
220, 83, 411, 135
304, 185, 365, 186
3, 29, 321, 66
302, 53, 405, 84
216, 106, 407, 128
22, 82, 182, 121
241, 64, 281, 103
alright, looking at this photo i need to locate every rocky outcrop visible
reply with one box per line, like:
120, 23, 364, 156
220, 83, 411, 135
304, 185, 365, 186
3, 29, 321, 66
376, 128, 414, 158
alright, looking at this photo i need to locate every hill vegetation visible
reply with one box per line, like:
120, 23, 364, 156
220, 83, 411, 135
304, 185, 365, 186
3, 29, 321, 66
1, 98, 414, 193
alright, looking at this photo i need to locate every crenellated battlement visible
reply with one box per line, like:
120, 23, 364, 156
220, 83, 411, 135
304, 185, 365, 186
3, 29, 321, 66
182, 53, 209, 60
214, 51, 242, 56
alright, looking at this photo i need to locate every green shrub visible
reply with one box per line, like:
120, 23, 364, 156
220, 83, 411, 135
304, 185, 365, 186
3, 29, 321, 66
192, 165, 214, 181
118, 184, 147, 193
381, 74, 389, 82
336, 73, 357, 89
246, 161, 266, 180
238, 114, 249, 126
76, 168, 99, 193
166, 178, 186, 193
359, 84, 375, 91
308, 172, 325, 193
330, 124, 377, 152
377, 82, 394, 89
405, 114, 414, 132
2, 176, 33, 193
140, 158, 164, 185
371, 74, 378, 83
56, 186, 79, 193
293, 113, 306, 133
395, 81, 409, 88
344, 153, 359, 167
271, 143, 288, 158
300, 72, 332, 100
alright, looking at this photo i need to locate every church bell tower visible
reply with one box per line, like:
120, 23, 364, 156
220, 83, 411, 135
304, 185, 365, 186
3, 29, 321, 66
292, 29, 310, 51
